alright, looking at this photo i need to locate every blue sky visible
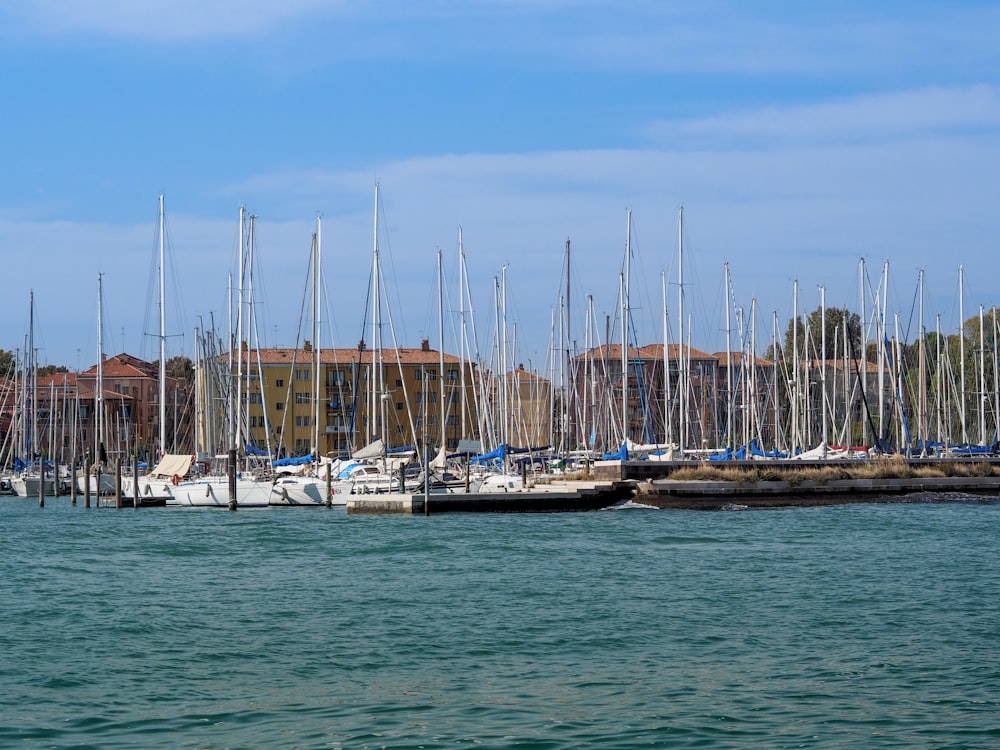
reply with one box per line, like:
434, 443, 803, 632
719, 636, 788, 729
2, 1, 999, 371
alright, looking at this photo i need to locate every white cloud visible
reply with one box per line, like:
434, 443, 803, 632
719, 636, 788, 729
642, 86, 1000, 147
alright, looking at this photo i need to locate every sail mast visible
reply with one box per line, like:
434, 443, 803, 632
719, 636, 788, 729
96, 276, 104, 467
158, 193, 167, 458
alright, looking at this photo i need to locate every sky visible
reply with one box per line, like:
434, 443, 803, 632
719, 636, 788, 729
2, 0, 999, 373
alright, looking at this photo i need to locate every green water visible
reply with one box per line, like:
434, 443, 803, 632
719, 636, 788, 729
1, 497, 998, 748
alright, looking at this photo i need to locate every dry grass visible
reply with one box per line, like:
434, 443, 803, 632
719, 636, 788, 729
667, 457, 999, 485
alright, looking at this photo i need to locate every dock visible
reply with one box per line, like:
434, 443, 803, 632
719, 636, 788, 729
347, 480, 634, 514
632, 475, 1000, 509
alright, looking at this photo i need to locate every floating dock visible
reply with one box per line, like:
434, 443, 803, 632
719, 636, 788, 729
347, 480, 634, 514
632, 475, 1000, 509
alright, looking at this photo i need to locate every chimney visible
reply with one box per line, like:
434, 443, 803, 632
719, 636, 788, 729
421, 339, 430, 352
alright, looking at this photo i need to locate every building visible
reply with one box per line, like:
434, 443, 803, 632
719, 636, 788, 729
0, 353, 191, 467
215, 340, 480, 458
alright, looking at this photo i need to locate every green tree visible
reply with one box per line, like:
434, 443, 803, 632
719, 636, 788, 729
767, 306, 862, 362
0, 349, 14, 379
165, 356, 194, 383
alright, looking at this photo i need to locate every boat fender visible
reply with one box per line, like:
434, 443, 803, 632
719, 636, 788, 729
171, 474, 180, 486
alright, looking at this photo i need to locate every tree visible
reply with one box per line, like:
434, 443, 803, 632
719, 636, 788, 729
38, 364, 69, 377
767, 306, 862, 362
0, 349, 14, 379
164, 356, 194, 383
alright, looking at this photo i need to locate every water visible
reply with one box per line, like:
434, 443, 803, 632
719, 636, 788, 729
2, 497, 998, 748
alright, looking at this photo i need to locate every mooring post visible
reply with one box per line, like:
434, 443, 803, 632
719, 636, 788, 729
325, 463, 332, 508
132, 453, 139, 509
84, 469, 91, 509
228, 448, 237, 511
114, 458, 122, 509
423, 445, 430, 516
70, 460, 77, 505
38, 458, 45, 508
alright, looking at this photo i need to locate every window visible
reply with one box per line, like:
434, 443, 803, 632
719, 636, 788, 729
447, 369, 459, 381
415, 392, 422, 404
276, 379, 284, 388
295, 369, 310, 381
447, 416, 458, 427
429, 392, 437, 402
395, 379, 403, 387
426, 369, 437, 380
414, 370, 422, 381
295, 392, 311, 404
276, 402, 284, 411
248, 392, 262, 404
327, 369, 346, 386
396, 402, 403, 411
328, 398, 340, 410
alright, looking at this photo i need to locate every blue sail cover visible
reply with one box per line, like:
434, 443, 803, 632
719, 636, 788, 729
272, 454, 315, 467
749, 440, 790, 459
601, 443, 628, 461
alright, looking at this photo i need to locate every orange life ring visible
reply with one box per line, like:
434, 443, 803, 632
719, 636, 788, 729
171, 474, 180, 486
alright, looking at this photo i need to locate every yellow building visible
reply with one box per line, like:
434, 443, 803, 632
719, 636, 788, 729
215, 340, 479, 458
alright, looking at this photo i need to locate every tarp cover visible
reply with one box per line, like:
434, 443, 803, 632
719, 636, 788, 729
352, 439, 385, 460
150, 454, 193, 478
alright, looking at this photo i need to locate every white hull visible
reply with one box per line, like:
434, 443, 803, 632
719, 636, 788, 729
11, 475, 57, 498
121, 476, 274, 507
75, 473, 118, 496
269, 476, 344, 506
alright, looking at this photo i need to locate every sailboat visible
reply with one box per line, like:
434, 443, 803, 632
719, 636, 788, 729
270, 217, 339, 506
11, 291, 59, 498
121, 198, 275, 507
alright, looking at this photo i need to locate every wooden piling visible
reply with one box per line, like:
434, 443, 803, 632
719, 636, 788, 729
114, 459, 123, 509
133, 453, 139, 509
84, 469, 91, 509
70, 461, 77, 505
227, 448, 237, 510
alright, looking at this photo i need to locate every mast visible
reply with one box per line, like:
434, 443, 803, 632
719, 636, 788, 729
859, 258, 868, 447
661, 271, 670, 446
979, 305, 987, 445
918, 270, 927, 455
30, 292, 37, 470
677, 206, 686, 453
458, 228, 469, 441
313, 218, 322, 457
158, 193, 167, 458
724, 262, 733, 449
959, 265, 968, 444
791, 279, 799, 453
565, 238, 573, 452
622, 209, 631, 447
820, 285, 827, 451
438, 248, 446, 452
96, 276, 105, 468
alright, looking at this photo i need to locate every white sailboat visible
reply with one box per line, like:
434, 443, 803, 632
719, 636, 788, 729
270, 217, 338, 506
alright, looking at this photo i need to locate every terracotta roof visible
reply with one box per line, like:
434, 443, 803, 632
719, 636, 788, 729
577, 343, 716, 361
507, 366, 549, 383
80, 353, 158, 379
713, 352, 774, 367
